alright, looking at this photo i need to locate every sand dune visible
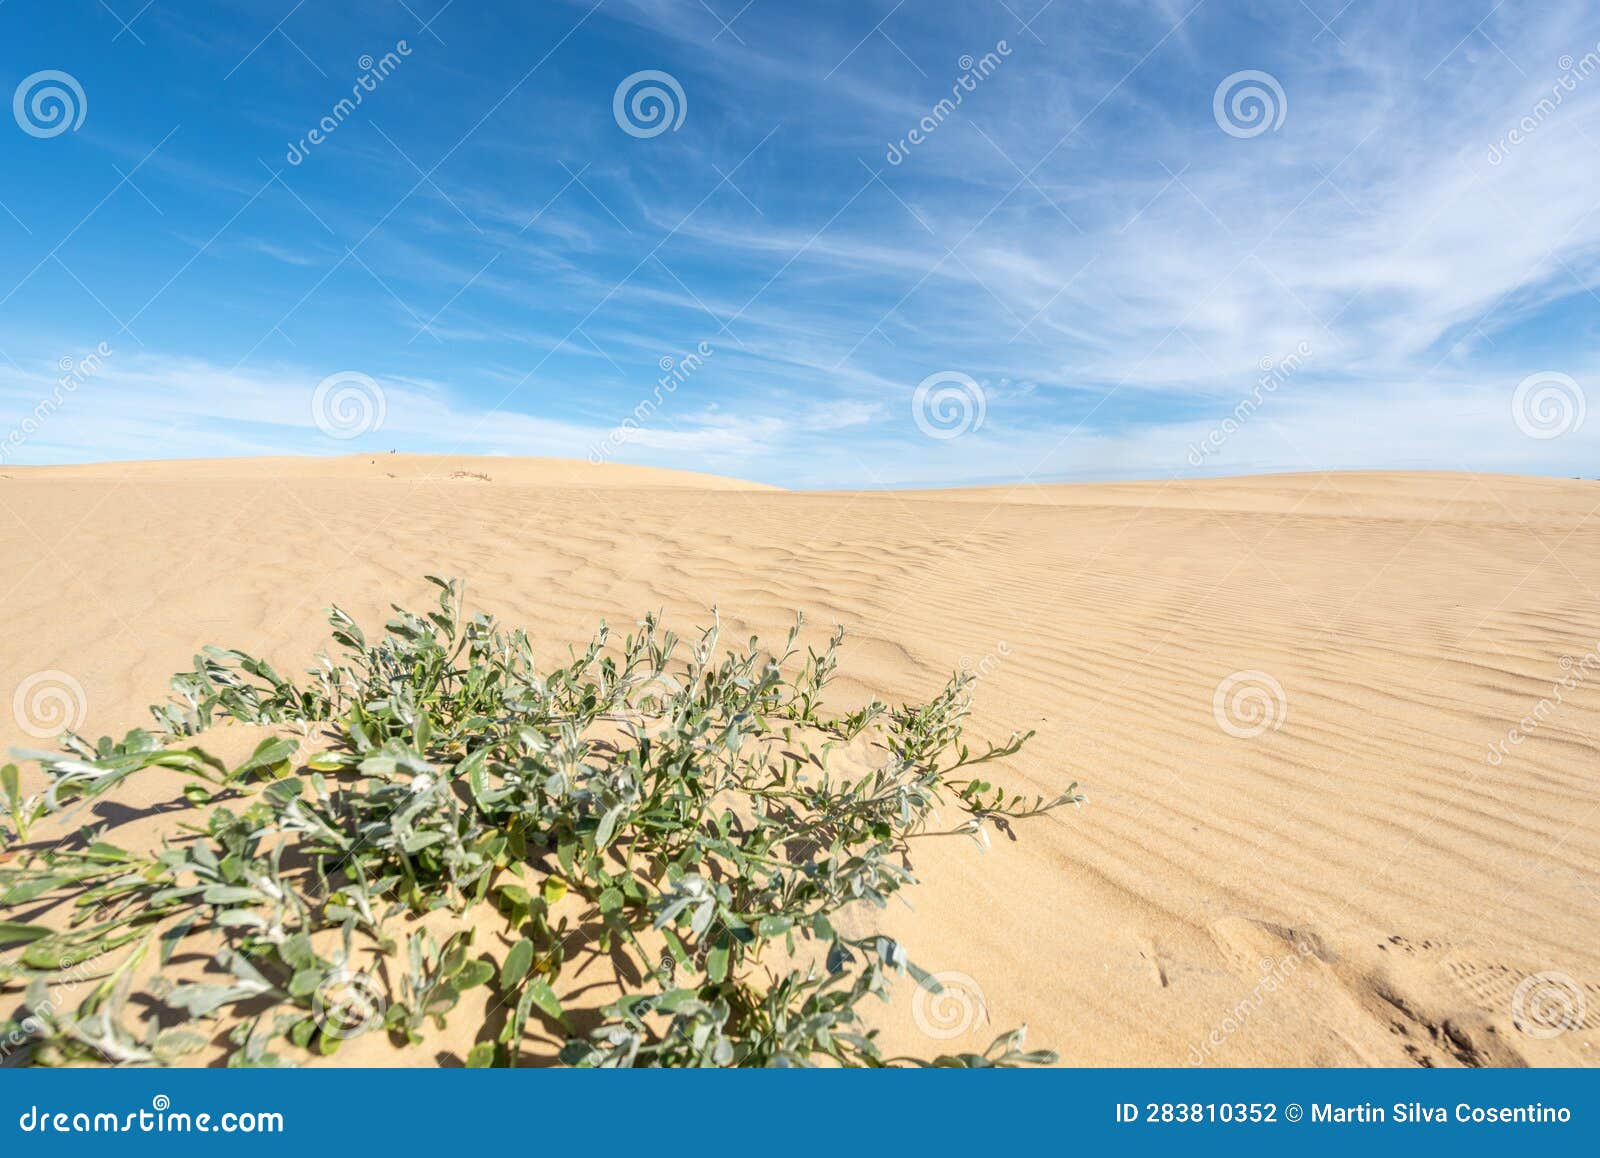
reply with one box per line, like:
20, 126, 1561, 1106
0, 453, 773, 490
2, 456, 1596, 1066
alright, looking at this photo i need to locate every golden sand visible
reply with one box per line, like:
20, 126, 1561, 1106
2, 456, 1595, 1065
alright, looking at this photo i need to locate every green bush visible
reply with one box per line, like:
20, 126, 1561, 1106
1, 578, 1079, 1067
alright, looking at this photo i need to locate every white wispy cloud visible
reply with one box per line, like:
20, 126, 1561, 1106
2, 0, 1596, 488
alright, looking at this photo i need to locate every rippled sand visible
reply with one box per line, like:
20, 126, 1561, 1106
2, 456, 1595, 1065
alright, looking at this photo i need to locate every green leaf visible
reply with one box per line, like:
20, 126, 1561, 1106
594, 805, 623, 851
907, 959, 942, 991
500, 939, 534, 990
234, 736, 298, 780
401, 831, 445, 853
288, 969, 323, 998
706, 940, 730, 983
455, 960, 494, 990
0, 922, 52, 946
167, 983, 260, 1018
22, 937, 109, 970
467, 757, 491, 806
497, 884, 530, 912
151, 1027, 209, 1062
263, 777, 304, 807
160, 914, 199, 965
523, 978, 565, 1026
214, 909, 265, 929
280, 933, 317, 971
425, 987, 461, 1018
2, 876, 65, 906
660, 926, 690, 968
465, 1040, 496, 1067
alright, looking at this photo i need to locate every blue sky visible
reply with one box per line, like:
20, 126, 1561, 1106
0, 0, 1597, 487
